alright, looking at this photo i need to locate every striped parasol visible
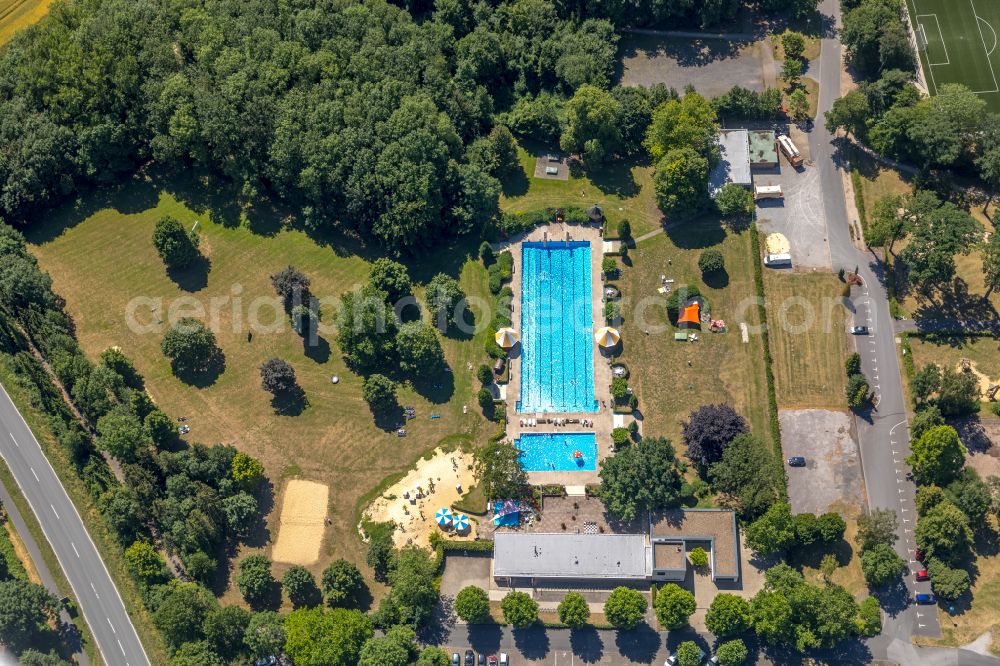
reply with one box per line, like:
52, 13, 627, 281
452, 513, 470, 531
435, 507, 453, 527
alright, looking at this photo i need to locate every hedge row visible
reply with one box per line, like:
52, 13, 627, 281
749, 224, 785, 470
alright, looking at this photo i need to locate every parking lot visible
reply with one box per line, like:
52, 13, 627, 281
780, 409, 866, 516
755, 143, 833, 271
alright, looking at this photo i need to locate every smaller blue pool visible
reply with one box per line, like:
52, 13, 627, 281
517, 432, 597, 472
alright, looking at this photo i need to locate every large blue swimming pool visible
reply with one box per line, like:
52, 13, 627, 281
517, 432, 597, 471
517, 241, 598, 413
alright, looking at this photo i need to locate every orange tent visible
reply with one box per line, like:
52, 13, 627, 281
678, 303, 700, 326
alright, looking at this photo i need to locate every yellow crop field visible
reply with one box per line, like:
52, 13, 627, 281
0, 0, 53, 47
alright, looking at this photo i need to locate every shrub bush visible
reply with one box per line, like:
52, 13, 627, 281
611, 377, 628, 399
689, 547, 708, 567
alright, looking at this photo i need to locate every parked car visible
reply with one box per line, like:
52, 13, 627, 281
488, 657, 498, 666
916, 569, 929, 581
499, 653, 509, 665
452, 654, 460, 666
465, 650, 475, 666
478, 655, 486, 666
850, 325, 869, 335
916, 593, 936, 604
915, 548, 926, 561
787, 456, 806, 467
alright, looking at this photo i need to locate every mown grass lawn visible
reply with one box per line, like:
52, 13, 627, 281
500, 142, 663, 237
27, 177, 498, 604
616, 219, 772, 451
764, 272, 850, 408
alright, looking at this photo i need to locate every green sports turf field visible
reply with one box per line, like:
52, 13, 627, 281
906, 0, 1000, 110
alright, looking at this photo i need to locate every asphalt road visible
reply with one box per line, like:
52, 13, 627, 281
805, 0, 953, 653
0, 381, 148, 666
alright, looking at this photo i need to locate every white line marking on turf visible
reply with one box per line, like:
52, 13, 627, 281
972, 0, 1000, 92
917, 14, 951, 65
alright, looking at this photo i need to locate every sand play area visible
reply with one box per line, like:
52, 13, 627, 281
955, 360, 999, 397
363, 447, 479, 549
271, 479, 329, 565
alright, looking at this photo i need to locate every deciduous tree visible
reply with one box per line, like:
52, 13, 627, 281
152, 216, 199, 269
598, 437, 682, 522
682, 404, 748, 468
907, 425, 966, 485
705, 593, 751, 637
501, 591, 539, 627
558, 591, 590, 627
604, 586, 647, 629
455, 585, 491, 623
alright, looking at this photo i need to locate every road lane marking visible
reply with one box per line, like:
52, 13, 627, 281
50, 504, 60, 520
118, 639, 125, 655
8, 433, 17, 447
108, 617, 116, 634
71, 542, 80, 558
30, 467, 39, 482
90, 582, 99, 599
0, 381, 153, 666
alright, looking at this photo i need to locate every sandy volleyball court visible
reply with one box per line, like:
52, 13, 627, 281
363, 448, 478, 549
271, 479, 329, 565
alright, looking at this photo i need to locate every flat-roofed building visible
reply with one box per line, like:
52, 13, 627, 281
709, 129, 751, 195
649, 509, 740, 582
491, 509, 739, 585
748, 130, 779, 169
492, 533, 652, 585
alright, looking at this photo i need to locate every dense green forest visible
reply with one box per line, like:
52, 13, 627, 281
0, 0, 812, 254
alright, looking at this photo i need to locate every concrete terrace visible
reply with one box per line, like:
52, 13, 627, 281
499, 223, 614, 486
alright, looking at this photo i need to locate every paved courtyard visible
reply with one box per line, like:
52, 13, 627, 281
619, 34, 768, 97
755, 148, 833, 271
780, 409, 866, 517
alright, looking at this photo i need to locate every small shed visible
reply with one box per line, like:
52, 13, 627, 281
708, 129, 751, 195
749, 130, 779, 169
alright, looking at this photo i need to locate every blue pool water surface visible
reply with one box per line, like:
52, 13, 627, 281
517, 432, 598, 471
517, 241, 597, 413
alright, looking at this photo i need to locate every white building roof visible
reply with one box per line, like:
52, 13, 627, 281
709, 129, 752, 194
493, 532, 651, 580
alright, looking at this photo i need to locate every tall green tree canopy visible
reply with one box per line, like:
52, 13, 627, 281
597, 436, 681, 522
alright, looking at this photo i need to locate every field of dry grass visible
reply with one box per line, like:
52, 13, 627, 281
0, 0, 52, 45
617, 221, 773, 448
27, 177, 498, 604
764, 272, 850, 408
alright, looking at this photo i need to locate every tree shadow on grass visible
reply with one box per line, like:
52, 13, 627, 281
614, 622, 660, 663
303, 334, 331, 364
410, 368, 455, 405
570, 626, 605, 663
171, 348, 226, 388
373, 403, 405, 432
702, 267, 730, 289
165, 253, 211, 293
513, 624, 550, 660
271, 386, 309, 416
501, 166, 530, 198
588, 160, 643, 198
663, 215, 726, 250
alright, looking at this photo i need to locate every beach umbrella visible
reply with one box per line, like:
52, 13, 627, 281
594, 326, 620, 347
495, 328, 520, 348
453, 513, 470, 531
435, 507, 453, 527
